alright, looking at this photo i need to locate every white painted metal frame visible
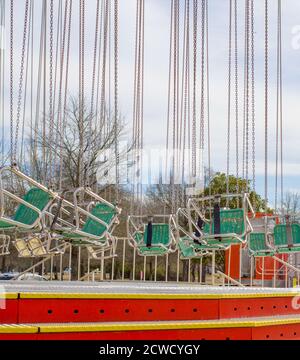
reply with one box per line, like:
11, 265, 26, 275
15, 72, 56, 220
186, 193, 255, 250
127, 214, 178, 257
0, 165, 58, 230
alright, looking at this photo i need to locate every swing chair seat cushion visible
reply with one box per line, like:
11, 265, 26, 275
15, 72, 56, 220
277, 246, 300, 254
137, 246, 169, 256
178, 237, 198, 258
14, 239, 32, 257
28, 237, 48, 257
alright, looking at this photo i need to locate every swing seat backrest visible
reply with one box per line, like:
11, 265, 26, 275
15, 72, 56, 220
203, 209, 245, 235
81, 203, 117, 237
143, 224, 170, 246
12, 188, 52, 226
274, 224, 300, 247
249, 233, 269, 252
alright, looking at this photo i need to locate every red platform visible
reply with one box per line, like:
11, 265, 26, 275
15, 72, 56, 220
0, 282, 300, 340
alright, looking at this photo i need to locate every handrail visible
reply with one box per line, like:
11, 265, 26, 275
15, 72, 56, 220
214, 270, 245, 287
80, 268, 100, 281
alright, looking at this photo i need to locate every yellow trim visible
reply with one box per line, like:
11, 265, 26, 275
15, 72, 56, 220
0, 293, 18, 300
38, 317, 300, 333
19, 292, 300, 300
0, 325, 38, 334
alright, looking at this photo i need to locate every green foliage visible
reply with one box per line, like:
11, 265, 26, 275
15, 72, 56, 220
204, 172, 269, 211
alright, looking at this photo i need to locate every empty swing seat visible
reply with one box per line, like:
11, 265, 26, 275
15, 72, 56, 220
249, 233, 275, 257
135, 224, 171, 256
0, 187, 52, 230
14, 239, 32, 257
273, 224, 300, 253
62, 203, 117, 245
201, 209, 246, 247
178, 236, 212, 259
28, 237, 48, 257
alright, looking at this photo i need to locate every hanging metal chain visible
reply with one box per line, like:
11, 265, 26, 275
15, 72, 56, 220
234, 0, 239, 197
264, 0, 269, 209
226, 0, 232, 203
9, 0, 14, 164
100, 0, 109, 132
14, 0, 29, 166
114, 0, 119, 199
245, 0, 250, 185
55, 0, 68, 183
78, 0, 85, 187
200, 0, 205, 151
60, 0, 73, 190
250, 0, 255, 195
48, 0, 54, 182
88, 0, 100, 184
275, 0, 282, 212
192, 0, 197, 180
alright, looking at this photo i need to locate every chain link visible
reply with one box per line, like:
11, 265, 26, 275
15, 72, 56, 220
264, 0, 269, 208
9, 0, 13, 164
48, 0, 54, 182
234, 0, 239, 197
114, 0, 119, 198
251, 0, 255, 194
226, 0, 232, 202
200, 0, 205, 151
192, 0, 197, 179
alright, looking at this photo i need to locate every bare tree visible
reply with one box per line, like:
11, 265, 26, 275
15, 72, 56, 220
29, 96, 127, 190
283, 191, 300, 216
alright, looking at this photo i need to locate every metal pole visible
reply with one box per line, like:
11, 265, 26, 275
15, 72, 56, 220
176, 250, 180, 282
69, 243, 72, 281
239, 244, 242, 284
50, 255, 53, 281
100, 249, 104, 281
228, 246, 232, 286
250, 256, 253, 287
77, 246, 81, 281
262, 256, 265, 288
122, 238, 126, 280
165, 254, 169, 282
212, 250, 216, 286
273, 257, 276, 288
200, 257, 203, 284
111, 238, 117, 281
59, 252, 63, 281
132, 247, 136, 281
143, 256, 146, 281
154, 256, 157, 282
188, 259, 191, 283
87, 257, 90, 281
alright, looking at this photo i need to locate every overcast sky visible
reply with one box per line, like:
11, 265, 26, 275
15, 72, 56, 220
3, 0, 300, 204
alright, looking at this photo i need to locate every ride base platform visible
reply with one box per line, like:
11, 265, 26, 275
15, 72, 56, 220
1, 281, 300, 340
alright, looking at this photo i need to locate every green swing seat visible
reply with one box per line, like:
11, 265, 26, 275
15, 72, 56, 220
273, 224, 300, 253
249, 232, 275, 257
202, 209, 245, 246
135, 223, 171, 256
0, 187, 52, 230
62, 203, 117, 245
178, 236, 214, 259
